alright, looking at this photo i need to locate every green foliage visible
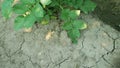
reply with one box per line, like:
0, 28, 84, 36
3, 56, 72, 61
1, 0, 13, 18
80, 0, 96, 14
62, 19, 87, 43
13, 3, 29, 14
40, 0, 52, 8
32, 3, 44, 18
1, 0, 96, 44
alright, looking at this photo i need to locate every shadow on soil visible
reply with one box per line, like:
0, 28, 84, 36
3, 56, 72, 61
113, 56, 120, 68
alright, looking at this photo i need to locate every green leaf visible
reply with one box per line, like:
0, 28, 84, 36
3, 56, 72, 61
41, 15, 50, 25
1, 0, 14, 18
72, 20, 87, 29
24, 14, 36, 28
68, 29, 80, 39
21, 0, 35, 4
68, 29, 80, 44
14, 14, 36, 30
40, 0, 52, 7
80, 0, 96, 14
60, 9, 79, 21
49, 0, 59, 7
32, 3, 44, 18
69, 10, 78, 19
60, 9, 70, 21
14, 16, 25, 30
13, 4, 29, 14
44, 15, 50, 21
62, 22, 72, 30
74, 0, 83, 9
41, 20, 49, 25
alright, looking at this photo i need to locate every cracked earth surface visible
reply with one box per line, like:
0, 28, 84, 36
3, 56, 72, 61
0, 10, 120, 68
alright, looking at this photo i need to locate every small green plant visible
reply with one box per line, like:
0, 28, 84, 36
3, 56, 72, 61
1, 0, 96, 44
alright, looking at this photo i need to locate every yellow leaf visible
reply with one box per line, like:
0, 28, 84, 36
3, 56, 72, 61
13, 0, 19, 6
45, 31, 54, 40
41, 20, 49, 25
75, 10, 81, 16
80, 23, 87, 30
24, 27, 32, 32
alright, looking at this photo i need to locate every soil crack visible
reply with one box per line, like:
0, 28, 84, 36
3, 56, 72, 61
56, 56, 70, 68
11, 37, 25, 56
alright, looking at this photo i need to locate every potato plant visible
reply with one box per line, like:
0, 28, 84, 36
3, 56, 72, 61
1, 0, 96, 44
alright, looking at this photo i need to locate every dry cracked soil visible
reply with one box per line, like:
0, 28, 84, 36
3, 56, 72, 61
0, 8, 120, 68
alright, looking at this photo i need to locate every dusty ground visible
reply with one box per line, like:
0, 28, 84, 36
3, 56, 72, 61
0, 10, 120, 68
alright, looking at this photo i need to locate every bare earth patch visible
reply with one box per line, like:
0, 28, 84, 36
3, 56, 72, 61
0, 11, 120, 68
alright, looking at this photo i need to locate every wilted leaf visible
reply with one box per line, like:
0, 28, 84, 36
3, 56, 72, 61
75, 10, 81, 16
41, 20, 49, 25
24, 27, 32, 32
45, 31, 54, 40
13, 0, 19, 5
